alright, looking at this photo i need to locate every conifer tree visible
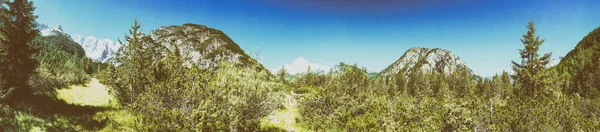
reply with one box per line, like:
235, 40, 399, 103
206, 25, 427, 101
0, 0, 39, 99
500, 71, 512, 98
511, 21, 552, 98
450, 66, 473, 98
395, 69, 408, 93
408, 70, 431, 98
276, 66, 287, 83
491, 74, 504, 99
114, 19, 152, 105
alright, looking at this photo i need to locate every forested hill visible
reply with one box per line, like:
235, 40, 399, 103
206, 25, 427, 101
150, 23, 270, 73
555, 27, 600, 97
379, 47, 471, 77
38, 33, 86, 58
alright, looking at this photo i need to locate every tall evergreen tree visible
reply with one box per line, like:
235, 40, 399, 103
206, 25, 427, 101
0, 0, 39, 99
114, 19, 153, 105
511, 21, 552, 98
395, 69, 408, 94
449, 66, 473, 98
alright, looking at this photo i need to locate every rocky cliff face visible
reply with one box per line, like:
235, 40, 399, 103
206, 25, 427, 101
150, 23, 265, 71
380, 47, 467, 76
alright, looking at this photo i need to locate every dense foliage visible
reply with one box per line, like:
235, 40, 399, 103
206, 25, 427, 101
99, 20, 282, 131
31, 34, 91, 92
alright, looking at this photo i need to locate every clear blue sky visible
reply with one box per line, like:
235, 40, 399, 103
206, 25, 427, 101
33, 0, 600, 77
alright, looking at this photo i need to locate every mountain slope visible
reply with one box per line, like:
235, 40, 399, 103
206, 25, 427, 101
554, 27, 600, 96
380, 47, 468, 76
150, 23, 269, 72
39, 33, 86, 58
556, 27, 600, 73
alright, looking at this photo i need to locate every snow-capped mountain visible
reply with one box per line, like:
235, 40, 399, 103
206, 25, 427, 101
39, 24, 68, 36
380, 47, 469, 76
70, 35, 120, 62
38, 24, 120, 62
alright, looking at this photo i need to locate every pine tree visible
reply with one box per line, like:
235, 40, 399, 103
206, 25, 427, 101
395, 69, 408, 94
0, 0, 39, 99
500, 71, 512, 98
114, 19, 152, 105
276, 66, 287, 83
408, 69, 431, 98
450, 66, 473, 98
491, 74, 504, 99
511, 21, 552, 98
432, 72, 451, 100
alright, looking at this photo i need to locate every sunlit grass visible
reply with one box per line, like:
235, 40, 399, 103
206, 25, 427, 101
55, 78, 137, 131
56, 78, 117, 107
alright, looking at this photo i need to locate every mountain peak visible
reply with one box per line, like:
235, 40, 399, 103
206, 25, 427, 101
39, 24, 66, 36
380, 47, 467, 76
55, 24, 63, 31
150, 23, 268, 72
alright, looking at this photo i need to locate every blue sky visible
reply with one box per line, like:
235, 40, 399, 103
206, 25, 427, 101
34, 0, 600, 77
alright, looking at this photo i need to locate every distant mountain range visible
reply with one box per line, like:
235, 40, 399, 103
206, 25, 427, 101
38, 23, 572, 79
38, 24, 120, 62
38, 23, 270, 73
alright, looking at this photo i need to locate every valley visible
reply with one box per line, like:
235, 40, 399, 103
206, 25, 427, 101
2, 0, 600, 131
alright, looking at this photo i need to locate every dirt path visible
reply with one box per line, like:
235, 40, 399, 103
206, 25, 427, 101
264, 92, 306, 131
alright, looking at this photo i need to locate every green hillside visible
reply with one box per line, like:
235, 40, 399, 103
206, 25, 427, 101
555, 27, 600, 97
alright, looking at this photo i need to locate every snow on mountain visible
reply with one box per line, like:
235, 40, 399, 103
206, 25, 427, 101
71, 35, 120, 62
39, 24, 68, 36
38, 24, 120, 62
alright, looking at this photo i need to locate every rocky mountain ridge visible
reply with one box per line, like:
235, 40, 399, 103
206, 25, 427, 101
380, 47, 468, 76
150, 23, 263, 71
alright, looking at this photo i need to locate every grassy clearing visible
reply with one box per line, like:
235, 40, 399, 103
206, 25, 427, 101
55, 78, 137, 131
1, 78, 112, 131
56, 78, 117, 107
